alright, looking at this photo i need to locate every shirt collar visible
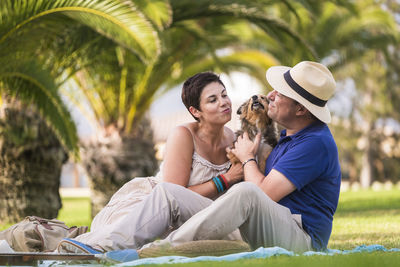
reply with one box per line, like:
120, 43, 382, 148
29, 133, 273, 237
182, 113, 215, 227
279, 120, 325, 142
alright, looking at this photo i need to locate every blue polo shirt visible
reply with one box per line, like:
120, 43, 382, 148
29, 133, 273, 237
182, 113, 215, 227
265, 121, 341, 251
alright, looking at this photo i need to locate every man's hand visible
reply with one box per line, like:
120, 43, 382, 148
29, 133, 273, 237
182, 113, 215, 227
228, 132, 261, 163
227, 132, 297, 202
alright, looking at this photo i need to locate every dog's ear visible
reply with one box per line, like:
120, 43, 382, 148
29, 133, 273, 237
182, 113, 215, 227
237, 101, 248, 115
236, 106, 242, 115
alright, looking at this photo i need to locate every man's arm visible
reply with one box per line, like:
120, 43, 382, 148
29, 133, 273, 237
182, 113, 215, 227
242, 159, 295, 202
229, 132, 296, 202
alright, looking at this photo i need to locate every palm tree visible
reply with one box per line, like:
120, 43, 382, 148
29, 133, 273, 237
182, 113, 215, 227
320, 1, 398, 187
0, 0, 161, 223
1, 0, 384, 222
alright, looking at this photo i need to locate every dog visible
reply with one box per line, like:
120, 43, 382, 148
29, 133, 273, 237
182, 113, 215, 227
227, 94, 278, 174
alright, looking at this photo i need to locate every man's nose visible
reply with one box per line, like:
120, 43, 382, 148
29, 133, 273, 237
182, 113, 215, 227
252, 95, 258, 101
267, 90, 275, 100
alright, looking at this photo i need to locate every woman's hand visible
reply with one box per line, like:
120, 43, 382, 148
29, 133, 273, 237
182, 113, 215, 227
229, 132, 261, 163
223, 163, 243, 186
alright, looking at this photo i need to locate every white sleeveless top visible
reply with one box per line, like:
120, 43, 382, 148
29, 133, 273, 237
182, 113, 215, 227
102, 150, 231, 212
154, 151, 231, 186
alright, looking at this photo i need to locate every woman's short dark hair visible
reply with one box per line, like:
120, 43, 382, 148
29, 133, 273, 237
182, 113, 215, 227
181, 72, 225, 121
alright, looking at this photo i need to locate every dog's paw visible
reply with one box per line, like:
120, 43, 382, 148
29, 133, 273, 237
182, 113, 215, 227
226, 149, 241, 165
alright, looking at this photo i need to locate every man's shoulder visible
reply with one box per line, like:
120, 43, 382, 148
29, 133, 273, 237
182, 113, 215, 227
297, 123, 336, 145
288, 129, 338, 162
303, 121, 331, 135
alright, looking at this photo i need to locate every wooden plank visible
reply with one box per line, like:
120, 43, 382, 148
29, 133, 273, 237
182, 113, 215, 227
0, 252, 97, 265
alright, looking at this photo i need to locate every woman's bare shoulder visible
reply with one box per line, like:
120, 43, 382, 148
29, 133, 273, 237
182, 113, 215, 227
163, 124, 195, 161
166, 123, 199, 151
224, 126, 235, 142
168, 124, 193, 142
173, 122, 200, 139
180, 122, 198, 131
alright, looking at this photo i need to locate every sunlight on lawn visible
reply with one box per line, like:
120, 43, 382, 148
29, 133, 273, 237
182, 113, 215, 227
329, 188, 400, 250
54, 188, 400, 252
2, 188, 400, 254
57, 197, 91, 229
177, 253, 400, 267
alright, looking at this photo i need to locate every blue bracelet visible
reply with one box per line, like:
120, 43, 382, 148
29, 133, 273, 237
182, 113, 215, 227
216, 177, 225, 192
213, 177, 223, 192
213, 177, 224, 193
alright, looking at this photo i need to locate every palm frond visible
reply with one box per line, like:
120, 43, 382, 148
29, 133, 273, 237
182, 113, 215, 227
310, 2, 398, 68
170, 0, 317, 59
0, 60, 79, 157
166, 49, 279, 90
288, 0, 356, 15
0, 0, 160, 63
71, 42, 147, 128
130, 48, 279, 128
132, 0, 172, 30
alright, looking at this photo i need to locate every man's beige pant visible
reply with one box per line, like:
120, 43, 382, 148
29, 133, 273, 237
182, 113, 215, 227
145, 182, 312, 253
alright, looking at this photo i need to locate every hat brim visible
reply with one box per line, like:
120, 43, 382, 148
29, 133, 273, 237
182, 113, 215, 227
266, 66, 331, 123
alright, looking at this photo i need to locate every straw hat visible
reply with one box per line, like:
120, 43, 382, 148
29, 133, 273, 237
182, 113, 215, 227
266, 61, 336, 123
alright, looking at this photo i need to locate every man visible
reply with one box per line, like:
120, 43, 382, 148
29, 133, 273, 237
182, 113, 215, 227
143, 61, 341, 253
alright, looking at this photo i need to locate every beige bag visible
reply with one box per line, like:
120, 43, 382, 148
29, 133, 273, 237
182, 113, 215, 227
0, 216, 88, 252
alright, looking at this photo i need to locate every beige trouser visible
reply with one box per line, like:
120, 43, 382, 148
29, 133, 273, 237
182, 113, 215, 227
77, 182, 240, 251
145, 182, 312, 253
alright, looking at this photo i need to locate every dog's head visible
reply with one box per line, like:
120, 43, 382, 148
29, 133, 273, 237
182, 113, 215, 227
237, 94, 272, 126
228, 94, 277, 167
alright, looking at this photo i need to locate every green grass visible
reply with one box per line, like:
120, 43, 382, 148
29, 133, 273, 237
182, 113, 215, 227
329, 188, 400, 250
1, 188, 400, 266
143, 252, 400, 267
57, 188, 400, 267
57, 197, 92, 228
0, 197, 92, 231
55, 188, 400, 251
148, 252, 400, 267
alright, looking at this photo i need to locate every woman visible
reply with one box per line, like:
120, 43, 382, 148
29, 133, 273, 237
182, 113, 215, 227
58, 72, 243, 253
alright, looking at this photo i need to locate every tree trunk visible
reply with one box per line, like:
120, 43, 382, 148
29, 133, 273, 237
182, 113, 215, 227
0, 102, 67, 224
80, 117, 158, 217
359, 122, 374, 188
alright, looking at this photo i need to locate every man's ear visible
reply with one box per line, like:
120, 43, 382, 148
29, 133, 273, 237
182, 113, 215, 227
295, 103, 308, 116
189, 106, 200, 120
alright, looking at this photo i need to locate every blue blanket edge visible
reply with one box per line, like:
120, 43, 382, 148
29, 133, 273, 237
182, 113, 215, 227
109, 244, 400, 266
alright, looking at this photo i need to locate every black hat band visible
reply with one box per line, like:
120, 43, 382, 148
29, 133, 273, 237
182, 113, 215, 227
283, 70, 327, 107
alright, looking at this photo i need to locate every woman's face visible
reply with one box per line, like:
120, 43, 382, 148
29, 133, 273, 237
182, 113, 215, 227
194, 82, 232, 124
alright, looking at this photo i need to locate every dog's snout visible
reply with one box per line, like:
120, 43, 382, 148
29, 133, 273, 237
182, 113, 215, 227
252, 95, 258, 101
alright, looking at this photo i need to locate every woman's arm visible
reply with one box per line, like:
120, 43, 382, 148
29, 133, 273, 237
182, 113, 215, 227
162, 126, 194, 187
162, 125, 221, 199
